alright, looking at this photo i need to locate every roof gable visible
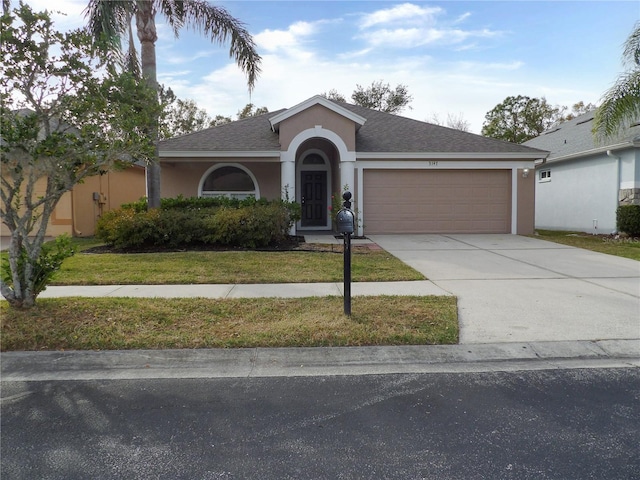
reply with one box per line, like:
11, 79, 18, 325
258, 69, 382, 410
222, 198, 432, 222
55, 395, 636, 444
159, 96, 549, 157
524, 111, 640, 161
269, 95, 366, 132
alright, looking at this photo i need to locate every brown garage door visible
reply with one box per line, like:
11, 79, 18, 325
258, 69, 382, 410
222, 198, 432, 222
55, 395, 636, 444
363, 169, 511, 234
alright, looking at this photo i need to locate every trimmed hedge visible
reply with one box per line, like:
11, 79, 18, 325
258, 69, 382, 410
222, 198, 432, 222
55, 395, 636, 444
121, 195, 266, 213
617, 205, 640, 236
96, 197, 301, 249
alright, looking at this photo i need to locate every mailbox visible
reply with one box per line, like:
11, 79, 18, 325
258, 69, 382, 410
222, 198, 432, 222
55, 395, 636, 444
336, 208, 355, 234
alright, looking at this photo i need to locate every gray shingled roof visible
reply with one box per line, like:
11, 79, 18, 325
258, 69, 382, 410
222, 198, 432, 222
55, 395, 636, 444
159, 110, 284, 152
159, 99, 547, 155
336, 102, 545, 153
523, 111, 640, 161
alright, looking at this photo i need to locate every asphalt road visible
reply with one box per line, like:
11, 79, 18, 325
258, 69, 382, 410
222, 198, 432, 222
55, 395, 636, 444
2, 368, 638, 480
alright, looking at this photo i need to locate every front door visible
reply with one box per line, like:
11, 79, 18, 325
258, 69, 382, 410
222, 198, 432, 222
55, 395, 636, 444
300, 171, 327, 227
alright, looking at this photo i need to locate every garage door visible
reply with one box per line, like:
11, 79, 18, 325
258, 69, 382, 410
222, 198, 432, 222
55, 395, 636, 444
363, 169, 511, 234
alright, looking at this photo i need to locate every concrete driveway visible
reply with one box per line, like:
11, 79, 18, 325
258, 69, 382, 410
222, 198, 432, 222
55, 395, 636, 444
368, 234, 640, 344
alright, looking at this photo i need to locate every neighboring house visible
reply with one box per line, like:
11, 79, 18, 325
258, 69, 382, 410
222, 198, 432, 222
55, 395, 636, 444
524, 111, 640, 234
1, 108, 147, 238
159, 95, 548, 236
8, 166, 146, 238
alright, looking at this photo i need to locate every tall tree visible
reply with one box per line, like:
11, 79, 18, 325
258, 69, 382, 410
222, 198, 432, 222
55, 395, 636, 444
351, 80, 412, 114
564, 101, 597, 121
481, 95, 562, 143
84, 0, 261, 209
236, 103, 268, 119
1, 4, 157, 308
158, 85, 216, 139
428, 112, 471, 132
593, 22, 640, 141
320, 89, 347, 103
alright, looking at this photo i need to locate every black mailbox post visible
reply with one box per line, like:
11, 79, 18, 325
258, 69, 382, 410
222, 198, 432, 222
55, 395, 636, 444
336, 191, 355, 315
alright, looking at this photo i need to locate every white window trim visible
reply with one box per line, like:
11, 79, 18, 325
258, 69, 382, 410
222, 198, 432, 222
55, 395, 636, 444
539, 169, 551, 183
198, 163, 260, 199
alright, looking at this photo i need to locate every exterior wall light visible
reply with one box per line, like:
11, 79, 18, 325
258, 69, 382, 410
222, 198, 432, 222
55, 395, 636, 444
522, 168, 530, 178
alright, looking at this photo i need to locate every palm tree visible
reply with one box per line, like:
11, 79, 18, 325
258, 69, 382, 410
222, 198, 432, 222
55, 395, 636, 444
593, 22, 640, 142
84, 0, 261, 208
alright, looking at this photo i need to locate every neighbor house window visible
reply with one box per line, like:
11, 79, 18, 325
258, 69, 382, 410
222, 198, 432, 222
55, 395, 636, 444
539, 169, 551, 182
199, 165, 259, 199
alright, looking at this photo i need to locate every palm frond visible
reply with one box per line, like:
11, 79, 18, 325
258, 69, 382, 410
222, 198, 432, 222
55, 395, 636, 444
168, 0, 261, 90
593, 70, 640, 141
83, 0, 134, 53
622, 21, 640, 67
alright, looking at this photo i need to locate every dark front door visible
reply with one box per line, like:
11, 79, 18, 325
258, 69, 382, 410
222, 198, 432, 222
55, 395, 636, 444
300, 171, 327, 227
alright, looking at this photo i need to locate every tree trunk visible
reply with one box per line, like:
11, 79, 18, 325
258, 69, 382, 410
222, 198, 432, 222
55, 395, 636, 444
136, 0, 161, 210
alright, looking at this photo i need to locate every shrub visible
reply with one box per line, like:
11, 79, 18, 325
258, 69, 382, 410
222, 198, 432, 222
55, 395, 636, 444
1, 234, 76, 296
617, 205, 640, 236
96, 208, 162, 249
96, 197, 299, 249
203, 203, 292, 248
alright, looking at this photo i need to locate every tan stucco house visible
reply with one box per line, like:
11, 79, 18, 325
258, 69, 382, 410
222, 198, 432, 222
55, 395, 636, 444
159, 96, 549, 236
25, 166, 146, 238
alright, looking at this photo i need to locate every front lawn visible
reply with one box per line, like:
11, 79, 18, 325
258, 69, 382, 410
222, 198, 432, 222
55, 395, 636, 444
0, 296, 458, 351
51, 239, 424, 285
533, 230, 640, 261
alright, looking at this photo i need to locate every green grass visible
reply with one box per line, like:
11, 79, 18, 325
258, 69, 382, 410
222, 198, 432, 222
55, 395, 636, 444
0, 296, 458, 351
51, 241, 424, 285
533, 230, 640, 261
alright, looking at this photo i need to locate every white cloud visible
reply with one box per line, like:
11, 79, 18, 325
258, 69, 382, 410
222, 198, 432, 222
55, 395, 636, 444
355, 3, 502, 51
359, 3, 443, 29
25, 0, 87, 30
254, 21, 318, 53
453, 12, 472, 25
164, 51, 215, 65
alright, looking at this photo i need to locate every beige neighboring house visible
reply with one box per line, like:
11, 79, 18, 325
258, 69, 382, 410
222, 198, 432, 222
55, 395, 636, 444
159, 95, 548, 235
0, 165, 146, 239
1, 108, 147, 239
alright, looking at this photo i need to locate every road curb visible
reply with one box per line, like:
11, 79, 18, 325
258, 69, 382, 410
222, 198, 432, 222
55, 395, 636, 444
2, 340, 638, 381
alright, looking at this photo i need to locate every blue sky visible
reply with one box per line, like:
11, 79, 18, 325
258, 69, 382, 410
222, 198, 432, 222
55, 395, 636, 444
27, 1, 640, 133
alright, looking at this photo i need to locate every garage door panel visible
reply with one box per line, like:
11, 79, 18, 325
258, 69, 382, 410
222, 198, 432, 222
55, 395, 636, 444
363, 169, 511, 234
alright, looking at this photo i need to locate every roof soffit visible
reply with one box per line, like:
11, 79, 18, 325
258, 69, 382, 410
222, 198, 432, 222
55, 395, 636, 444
269, 95, 366, 132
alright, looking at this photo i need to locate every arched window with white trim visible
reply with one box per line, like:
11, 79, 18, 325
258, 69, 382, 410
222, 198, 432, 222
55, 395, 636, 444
199, 164, 260, 199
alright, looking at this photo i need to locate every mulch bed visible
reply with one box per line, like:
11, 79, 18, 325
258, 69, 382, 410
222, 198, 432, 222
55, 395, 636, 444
82, 236, 379, 255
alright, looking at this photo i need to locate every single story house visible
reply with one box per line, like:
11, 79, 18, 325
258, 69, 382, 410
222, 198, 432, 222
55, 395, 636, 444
159, 95, 548, 236
524, 111, 640, 234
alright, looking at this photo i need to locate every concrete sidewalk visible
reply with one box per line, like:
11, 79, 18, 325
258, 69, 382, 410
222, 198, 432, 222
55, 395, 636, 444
37, 280, 450, 299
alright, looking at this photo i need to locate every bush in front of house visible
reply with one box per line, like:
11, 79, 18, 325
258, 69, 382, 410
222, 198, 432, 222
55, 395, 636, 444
96, 197, 301, 249
617, 205, 640, 236
121, 195, 263, 212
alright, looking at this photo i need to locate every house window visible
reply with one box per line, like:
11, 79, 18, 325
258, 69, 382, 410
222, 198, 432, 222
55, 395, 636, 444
199, 165, 259, 199
539, 169, 551, 182
303, 153, 325, 165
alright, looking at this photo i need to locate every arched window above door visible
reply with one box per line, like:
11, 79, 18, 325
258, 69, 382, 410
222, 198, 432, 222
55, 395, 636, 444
302, 153, 325, 165
199, 164, 259, 199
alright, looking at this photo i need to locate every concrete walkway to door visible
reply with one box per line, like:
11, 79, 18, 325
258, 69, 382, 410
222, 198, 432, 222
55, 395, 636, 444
368, 234, 640, 345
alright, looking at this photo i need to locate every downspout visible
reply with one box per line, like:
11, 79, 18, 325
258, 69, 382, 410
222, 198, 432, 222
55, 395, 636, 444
607, 150, 621, 233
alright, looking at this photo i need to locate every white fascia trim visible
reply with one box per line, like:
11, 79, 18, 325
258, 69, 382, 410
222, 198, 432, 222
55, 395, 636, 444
356, 151, 547, 160
543, 141, 637, 165
159, 151, 280, 159
355, 160, 536, 170
269, 95, 367, 131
